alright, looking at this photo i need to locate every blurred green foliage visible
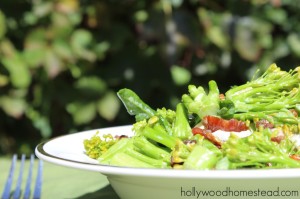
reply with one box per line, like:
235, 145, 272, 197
0, 0, 300, 155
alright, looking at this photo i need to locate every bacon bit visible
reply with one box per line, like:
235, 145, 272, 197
255, 119, 274, 129
192, 127, 205, 136
184, 139, 197, 151
192, 127, 222, 148
289, 109, 298, 117
266, 162, 272, 167
183, 140, 197, 145
270, 135, 285, 144
170, 156, 184, 167
219, 94, 226, 100
192, 116, 250, 148
115, 135, 129, 139
202, 115, 248, 132
290, 154, 300, 161
205, 132, 222, 148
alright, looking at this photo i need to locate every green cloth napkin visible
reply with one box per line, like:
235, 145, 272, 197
0, 156, 120, 199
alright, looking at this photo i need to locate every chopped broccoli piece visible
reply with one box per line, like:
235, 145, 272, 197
224, 64, 300, 126
83, 132, 117, 159
109, 152, 156, 168
183, 144, 220, 170
182, 80, 220, 120
98, 137, 132, 163
222, 129, 300, 169
172, 103, 192, 140
156, 107, 176, 125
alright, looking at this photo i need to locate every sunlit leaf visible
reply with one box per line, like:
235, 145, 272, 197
94, 41, 110, 60
97, 91, 120, 121
66, 102, 97, 125
0, 39, 16, 57
134, 10, 148, 22
26, 107, 52, 138
71, 29, 96, 61
2, 54, 31, 88
287, 33, 300, 57
75, 76, 107, 94
194, 62, 217, 75
69, 64, 82, 78
44, 49, 64, 78
33, 117, 52, 138
197, 8, 229, 50
265, 7, 287, 25
24, 29, 48, 68
53, 39, 74, 62
33, 1, 53, 17
170, 0, 183, 7
24, 12, 38, 25
234, 19, 261, 61
25, 28, 47, 43
171, 65, 191, 86
0, 96, 27, 118
273, 38, 290, 59
220, 51, 231, 68
52, 12, 71, 27
56, 0, 79, 14
0, 10, 6, 39
22, 48, 46, 68
207, 26, 229, 50
0, 74, 9, 87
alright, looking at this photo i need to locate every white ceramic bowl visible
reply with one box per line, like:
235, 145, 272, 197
35, 125, 300, 199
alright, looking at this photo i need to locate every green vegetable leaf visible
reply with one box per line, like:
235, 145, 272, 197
218, 99, 235, 119
117, 88, 156, 121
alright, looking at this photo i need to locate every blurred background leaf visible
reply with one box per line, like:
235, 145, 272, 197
1, 0, 300, 155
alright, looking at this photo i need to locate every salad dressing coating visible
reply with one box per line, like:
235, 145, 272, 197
84, 64, 300, 169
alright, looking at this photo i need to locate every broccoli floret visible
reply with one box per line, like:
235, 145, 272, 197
172, 135, 223, 169
132, 119, 148, 134
83, 132, 117, 159
222, 128, 300, 169
172, 103, 192, 140
224, 64, 300, 126
156, 107, 176, 125
182, 80, 220, 120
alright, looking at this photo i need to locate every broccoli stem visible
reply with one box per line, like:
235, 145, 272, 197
223, 130, 300, 169
98, 138, 131, 163
132, 135, 171, 162
201, 139, 223, 157
215, 157, 231, 170
172, 103, 192, 140
109, 152, 156, 168
233, 110, 298, 125
125, 147, 170, 168
139, 125, 191, 161
183, 145, 219, 170
225, 64, 300, 115
142, 126, 178, 149
99, 135, 171, 168
227, 150, 300, 168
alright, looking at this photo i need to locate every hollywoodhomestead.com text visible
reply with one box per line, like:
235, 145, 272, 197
180, 186, 299, 198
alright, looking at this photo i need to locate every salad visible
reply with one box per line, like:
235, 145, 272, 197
83, 64, 300, 169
